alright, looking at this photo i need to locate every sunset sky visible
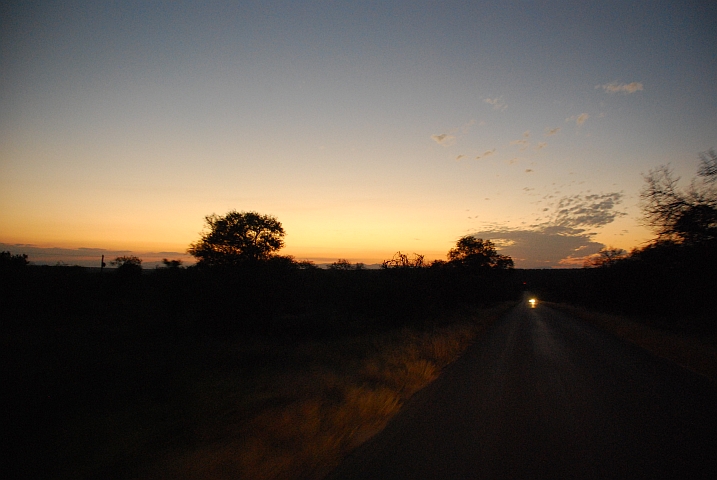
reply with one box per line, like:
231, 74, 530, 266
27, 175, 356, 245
2, 1, 716, 268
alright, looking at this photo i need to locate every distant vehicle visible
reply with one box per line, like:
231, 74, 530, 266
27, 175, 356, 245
529, 298, 537, 308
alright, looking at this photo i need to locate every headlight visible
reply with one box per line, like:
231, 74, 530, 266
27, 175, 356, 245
529, 298, 537, 308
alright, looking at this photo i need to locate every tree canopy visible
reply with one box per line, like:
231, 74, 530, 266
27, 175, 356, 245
640, 149, 717, 245
381, 252, 426, 269
188, 211, 285, 266
0, 251, 29, 268
583, 247, 627, 268
329, 258, 365, 270
447, 236, 514, 269
110, 255, 143, 277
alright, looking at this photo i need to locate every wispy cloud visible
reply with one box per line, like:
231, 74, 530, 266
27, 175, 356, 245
484, 96, 507, 111
597, 81, 643, 94
545, 127, 560, 136
566, 113, 589, 126
475, 148, 496, 160
510, 130, 530, 150
548, 192, 626, 229
456, 154, 466, 161
558, 254, 593, 267
467, 191, 625, 268
536, 142, 547, 151
431, 133, 456, 146
461, 119, 476, 133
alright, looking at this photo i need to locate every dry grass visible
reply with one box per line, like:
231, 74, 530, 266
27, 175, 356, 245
144, 304, 511, 480
548, 303, 717, 382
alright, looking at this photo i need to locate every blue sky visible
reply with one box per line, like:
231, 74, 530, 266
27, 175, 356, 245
2, 1, 716, 267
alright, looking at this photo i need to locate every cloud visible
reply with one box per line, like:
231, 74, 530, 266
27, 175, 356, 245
536, 142, 547, 150
597, 82, 643, 94
466, 191, 625, 268
558, 252, 597, 267
548, 192, 626, 229
431, 133, 456, 146
509, 131, 531, 150
461, 119, 476, 133
468, 227, 603, 268
456, 154, 466, 161
545, 127, 560, 136
484, 96, 507, 111
566, 113, 589, 126
475, 148, 496, 160
525, 169, 534, 173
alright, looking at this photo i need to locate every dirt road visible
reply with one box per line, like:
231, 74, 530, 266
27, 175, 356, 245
325, 300, 717, 479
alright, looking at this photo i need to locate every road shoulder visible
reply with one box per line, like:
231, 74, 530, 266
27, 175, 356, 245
547, 302, 717, 382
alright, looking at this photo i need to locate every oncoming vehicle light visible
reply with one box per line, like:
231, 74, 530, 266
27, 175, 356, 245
529, 298, 537, 308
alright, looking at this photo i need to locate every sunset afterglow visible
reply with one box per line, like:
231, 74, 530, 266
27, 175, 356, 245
2, 1, 716, 267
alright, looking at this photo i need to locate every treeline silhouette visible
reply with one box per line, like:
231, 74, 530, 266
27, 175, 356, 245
3, 148, 715, 336
1, 255, 519, 339
3, 208, 522, 339
523, 240, 716, 333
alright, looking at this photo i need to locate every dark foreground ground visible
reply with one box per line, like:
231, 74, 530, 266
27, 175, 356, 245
326, 299, 717, 479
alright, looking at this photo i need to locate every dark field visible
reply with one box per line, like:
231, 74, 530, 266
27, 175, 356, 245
2, 264, 517, 479
2, 257, 715, 479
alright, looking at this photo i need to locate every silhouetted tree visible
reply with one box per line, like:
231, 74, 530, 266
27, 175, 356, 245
697, 148, 717, 180
381, 252, 426, 269
0, 251, 29, 268
188, 211, 285, 266
295, 259, 319, 270
111, 256, 143, 276
641, 150, 717, 245
161, 258, 183, 269
329, 258, 365, 270
447, 236, 514, 269
584, 247, 627, 268
329, 259, 355, 270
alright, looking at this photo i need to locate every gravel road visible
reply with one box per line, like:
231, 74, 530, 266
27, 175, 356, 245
325, 299, 717, 479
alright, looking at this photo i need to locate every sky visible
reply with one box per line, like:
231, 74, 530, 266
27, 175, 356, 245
2, 0, 716, 268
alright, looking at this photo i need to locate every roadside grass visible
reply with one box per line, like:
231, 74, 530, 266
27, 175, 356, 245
145, 304, 511, 480
548, 303, 717, 382
26, 303, 512, 480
